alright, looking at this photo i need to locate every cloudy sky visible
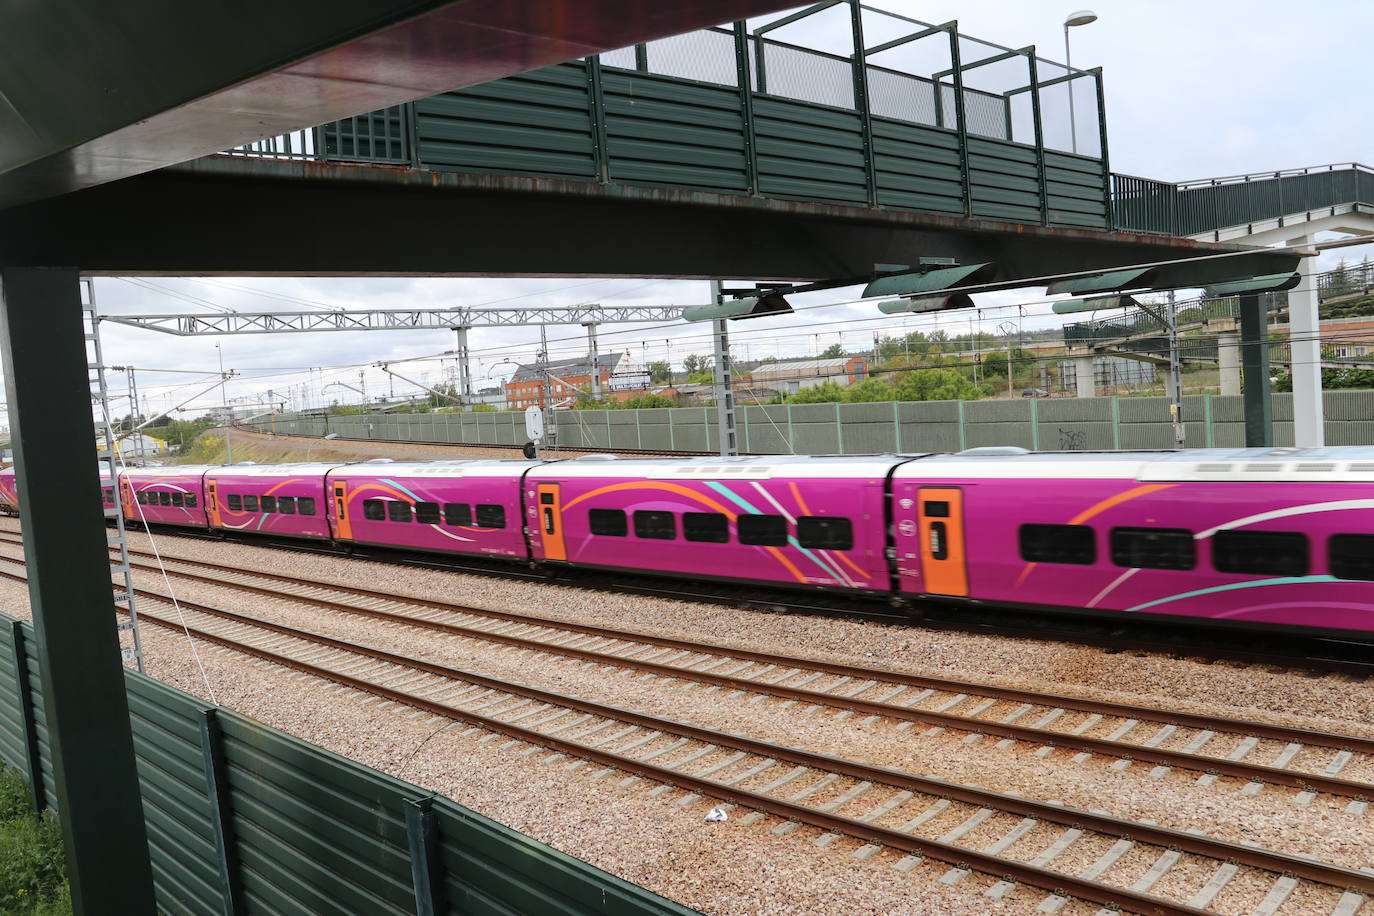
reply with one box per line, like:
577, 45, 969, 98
34, 0, 1374, 425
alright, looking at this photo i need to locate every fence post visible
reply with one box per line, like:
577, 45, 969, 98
1203, 394, 1214, 448
199, 708, 244, 916
1110, 396, 1121, 449
585, 55, 611, 183
834, 402, 845, 453
1029, 398, 1040, 449
848, 0, 878, 207
891, 401, 900, 453
957, 400, 967, 451
9, 621, 45, 815
733, 21, 760, 196
404, 796, 444, 916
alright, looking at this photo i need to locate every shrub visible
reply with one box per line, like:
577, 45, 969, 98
0, 768, 70, 914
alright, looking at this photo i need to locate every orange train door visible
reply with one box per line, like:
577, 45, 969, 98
918, 487, 969, 597
535, 483, 567, 561
332, 480, 353, 540
120, 478, 137, 521
206, 479, 223, 527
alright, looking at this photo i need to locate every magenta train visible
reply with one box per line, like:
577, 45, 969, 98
2, 447, 1373, 639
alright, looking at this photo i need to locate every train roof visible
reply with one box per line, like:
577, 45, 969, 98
538, 453, 914, 480
203, 462, 344, 478
896, 446, 1374, 482
328, 458, 547, 479
119, 465, 218, 477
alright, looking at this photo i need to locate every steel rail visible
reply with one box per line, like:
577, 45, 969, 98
39, 538, 1373, 761
39, 571, 1372, 913
62, 547, 1374, 802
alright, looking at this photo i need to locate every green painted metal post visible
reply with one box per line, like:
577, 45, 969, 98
8, 620, 45, 815
1093, 69, 1112, 226
848, 0, 878, 207
733, 22, 760, 195
0, 267, 156, 914
1029, 397, 1040, 450
891, 400, 900, 452
199, 709, 244, 916
946, 24, 973, 217
1203, 394, 1214, 448
585, 56, 611, 183
1239, 292, 1274, 446
404, 796, 443, 916
834, 402, 845, 453
1024, 50, 1049, 227
957, 400, 967, 450
1110, 396, 1121, 449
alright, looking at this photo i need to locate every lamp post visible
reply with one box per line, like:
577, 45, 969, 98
1063, 9, 1098, 154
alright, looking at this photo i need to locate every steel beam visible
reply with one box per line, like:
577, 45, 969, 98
0, 268, 156, 914
103, 305, 687, 336
1238, 292, 1274, 447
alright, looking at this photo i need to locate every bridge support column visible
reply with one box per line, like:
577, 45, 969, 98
1238, 292, 1273, 447
1288, 233, 1325, 447
1075, 354, 1096, 398
1217, 330, 1241, 396
0, 268, 156, 914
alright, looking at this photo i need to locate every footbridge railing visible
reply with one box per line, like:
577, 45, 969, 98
1111, 163, 1374, 238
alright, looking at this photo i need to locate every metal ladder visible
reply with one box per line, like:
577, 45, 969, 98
83, 279, 145, 673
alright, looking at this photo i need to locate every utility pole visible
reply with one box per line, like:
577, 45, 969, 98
454, 325, 472, 407
710, 280, 739, 456
997, 321, 1017, 396
216, 343, 233, 464
1166, 289, 1185, 447
584, 321, 601, 400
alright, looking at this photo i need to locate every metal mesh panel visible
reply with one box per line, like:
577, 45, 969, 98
643, 29, 738, 86
961, 90, 1009, 140
599, 46, 638, 69
757, 39, 854, 109
867, 68, 939, 125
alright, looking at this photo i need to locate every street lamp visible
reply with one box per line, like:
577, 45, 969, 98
1063, 9, 1098, 154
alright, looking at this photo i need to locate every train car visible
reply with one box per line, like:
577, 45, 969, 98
119, 466, 213, 529
525, 454, 907, 594
892, 446, 1374, 636
204, 463, 337, 540
0, 462, 117, 516
324, 459, 541, 559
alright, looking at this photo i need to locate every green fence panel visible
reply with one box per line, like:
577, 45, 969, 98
434, 802, 699, 916
741, 405, 793, 454
966, 137, 1043, 224
20, 632, 55, 811
897, 401, 962, 453
416, 63, 598, 181
603, 71, 748, 193
0, 624, 27, 787
871, 117, 965, 215
753, 97, 868, 205
125, 676, 223, 916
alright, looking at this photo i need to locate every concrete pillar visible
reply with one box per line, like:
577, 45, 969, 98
0, 268, 156, 914
1217, 330, 1241, 396
1075, 354, 1096, 398
1288, 232, 1325, 447
1239, 292, 1274, 447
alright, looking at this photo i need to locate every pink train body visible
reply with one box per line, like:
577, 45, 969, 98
3, 447, 1373, 639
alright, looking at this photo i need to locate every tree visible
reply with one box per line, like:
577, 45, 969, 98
682, 353, 712, 376
646, 360, 672, 384
820, 343, 845, 359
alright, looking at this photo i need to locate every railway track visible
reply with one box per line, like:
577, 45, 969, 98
22, 541, 1374, 806
0, 562, 1366, 916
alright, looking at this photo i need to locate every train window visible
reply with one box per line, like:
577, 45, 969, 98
135, 492, 147, 505
923, 501, 950, 518
683, 512, 728, 543
1110, 527, 1195, 570
277, 496, 296, 515
540, 492, 555, 505
227, 494, 242, 511
738, 514, 788, 547
363, 499, 386, 521
102, 488, 113, 504
633, 510, 676, 540
170, 492, 185, 508
184, 495, 197, 508
1213, 530, 1307, 577
475, 505, 506, 528
244, 495, 259, 512
443, 502, 472, 526
387, 501, 413, 523
415, 502, 441, 525
260, 495, 276, 513
1019, 524, 1096, 565
1330, 534, 1374, 580
298, 498, 317, 516
797, 516, 853, 551
589, 508, 628, 537
159, 492, 173, 506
